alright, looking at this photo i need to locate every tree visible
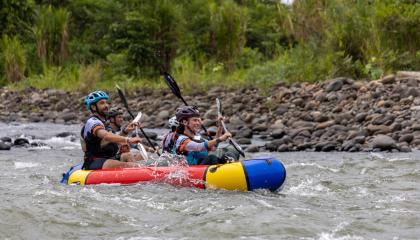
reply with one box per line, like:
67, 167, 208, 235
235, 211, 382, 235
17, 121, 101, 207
211, 0, 248, 71
107, 0, 185, 77
31, 5, 70, 65
0, 0, 34, 36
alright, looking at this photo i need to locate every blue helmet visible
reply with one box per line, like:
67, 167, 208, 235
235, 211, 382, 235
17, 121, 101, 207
84, 91, 109, 111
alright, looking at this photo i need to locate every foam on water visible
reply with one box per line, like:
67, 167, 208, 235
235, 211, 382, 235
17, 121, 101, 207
316, 222, 365, 240
286, 177, 332, 197
317, 233, 365, 240
288, 162, 340, 173
375, 194, 406, 203
14, 162, 39, 169
40, 136, 81, 149
369, 152, 412, 162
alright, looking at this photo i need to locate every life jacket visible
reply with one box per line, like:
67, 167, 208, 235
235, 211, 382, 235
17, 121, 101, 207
81, 116, 119, 169
162, 131, 177, 153
172, 134, 210, 165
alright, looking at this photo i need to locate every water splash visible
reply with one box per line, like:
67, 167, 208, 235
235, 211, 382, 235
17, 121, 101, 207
132, 152, 205, 187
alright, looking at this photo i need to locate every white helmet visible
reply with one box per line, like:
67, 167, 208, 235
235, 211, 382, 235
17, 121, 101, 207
168, 116, 179, 128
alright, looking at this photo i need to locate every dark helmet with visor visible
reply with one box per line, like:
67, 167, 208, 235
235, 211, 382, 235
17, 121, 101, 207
107, 107, 123, 118
175, 106, 200, 122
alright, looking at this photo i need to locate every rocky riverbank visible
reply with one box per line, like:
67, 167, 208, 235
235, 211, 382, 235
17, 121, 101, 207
1, 71, 420, 152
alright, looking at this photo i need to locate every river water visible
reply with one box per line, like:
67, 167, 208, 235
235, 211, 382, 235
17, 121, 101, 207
0, 122, 419, 240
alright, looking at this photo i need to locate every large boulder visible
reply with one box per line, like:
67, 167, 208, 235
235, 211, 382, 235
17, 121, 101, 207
371, 134, 397, 151
58, 112, 77, 122
252, 124, 268, 132
316, 120, 335, 130
0, 137, 12, 143
271, 129, 286, 139
366, 125, 391, 135
14, 138, 29, 146
235, 127, 253, 139
236, 138, 251, 145
138, 131, 158, 140
56, 132, 75, 138
157, 110, 170, 120
325, 78, 344, 92
270, 119, 285, 129
245, 145, 259, 153
311, 111, 329, 122
314, 141, 337, 152
399, 134, 414, 143
0, 142, 11, 150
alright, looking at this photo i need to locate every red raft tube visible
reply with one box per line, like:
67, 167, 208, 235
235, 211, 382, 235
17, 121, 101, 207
61, 157, 286, 191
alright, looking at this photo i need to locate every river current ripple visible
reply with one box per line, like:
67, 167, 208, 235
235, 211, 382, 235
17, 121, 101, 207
0, 123, 419, 240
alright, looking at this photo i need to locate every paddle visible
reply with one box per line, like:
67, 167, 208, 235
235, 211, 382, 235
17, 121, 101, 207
132, 112, 149, 161
116, 84, 160, 156
216, 98, 245, 158
163, 72, 213, 139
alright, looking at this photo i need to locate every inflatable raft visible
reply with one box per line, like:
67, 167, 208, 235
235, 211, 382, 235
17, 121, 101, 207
61, 157, 286, 191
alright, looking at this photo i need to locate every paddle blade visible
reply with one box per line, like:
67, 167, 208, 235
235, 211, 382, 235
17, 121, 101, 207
163, 72, 182, 99
133, 112, 142, 123
230, 139, 245, 158
216, 98, 222, 117
138, 143, 149, 161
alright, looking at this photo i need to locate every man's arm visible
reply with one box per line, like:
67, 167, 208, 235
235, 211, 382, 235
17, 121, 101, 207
96, 128, 142, 145
184, 132, 232, 152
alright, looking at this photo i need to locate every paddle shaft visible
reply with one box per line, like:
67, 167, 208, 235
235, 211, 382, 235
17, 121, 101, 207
216, 99, 245, 158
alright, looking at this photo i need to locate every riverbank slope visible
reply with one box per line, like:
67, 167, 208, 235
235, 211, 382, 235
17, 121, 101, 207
1, 72, 419, 152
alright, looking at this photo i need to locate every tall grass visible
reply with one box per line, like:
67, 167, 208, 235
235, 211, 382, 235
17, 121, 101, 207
11, 63, 102, 91
32, 5, 70, 66
0, 35, 26, 83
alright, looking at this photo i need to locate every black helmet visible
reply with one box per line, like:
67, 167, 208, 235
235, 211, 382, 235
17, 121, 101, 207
107, 107, 123, 118
176, 106, 200, 122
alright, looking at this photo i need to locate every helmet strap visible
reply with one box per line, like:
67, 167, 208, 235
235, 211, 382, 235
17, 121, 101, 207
185, 119, 197, 135
186, 125, 196, 135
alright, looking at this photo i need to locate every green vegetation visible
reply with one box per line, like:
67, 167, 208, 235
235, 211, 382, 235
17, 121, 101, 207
1, 0, 420, 92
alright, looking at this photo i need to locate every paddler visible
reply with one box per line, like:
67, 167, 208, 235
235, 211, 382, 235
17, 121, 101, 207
104, 106, 134, 160
107, 107, 125, 133
80, 91, 142, 170
163, 106, 239, 165
161, 116, 178, 153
